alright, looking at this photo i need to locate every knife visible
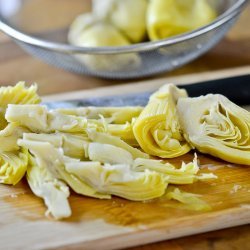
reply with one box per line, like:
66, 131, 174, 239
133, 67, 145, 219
45, 74, 250, 109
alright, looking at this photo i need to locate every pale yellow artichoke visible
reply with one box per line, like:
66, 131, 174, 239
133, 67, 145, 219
147, 0, 217, 40
177, 94, 250, 165
133, 84, 191, 158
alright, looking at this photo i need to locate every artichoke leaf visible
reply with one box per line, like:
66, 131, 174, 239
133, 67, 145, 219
133, 84, 191, 158
177, 94, 250, 165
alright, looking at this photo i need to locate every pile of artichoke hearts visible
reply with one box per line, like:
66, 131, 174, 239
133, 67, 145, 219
1, 82, 249, 219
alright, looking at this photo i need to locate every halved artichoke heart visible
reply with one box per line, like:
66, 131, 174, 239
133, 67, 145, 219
177, 94, 250, 165
133, 84, 191, 158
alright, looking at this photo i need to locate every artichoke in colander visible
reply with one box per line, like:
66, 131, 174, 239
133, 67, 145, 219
68, 14, 140, 72
93, 0, 148, 43
147, 0, 217, 41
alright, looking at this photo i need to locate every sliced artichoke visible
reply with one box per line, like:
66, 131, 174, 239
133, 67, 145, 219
27, 155, 71, 219
133, 84, 191, 158
65, 162, 168, 201
18, 139, 110, 199
93, 0, 148, 43
147, 0, 217, 40
177, 94, 250, 165
0, 82, 40, 129
6, 105, 136, 143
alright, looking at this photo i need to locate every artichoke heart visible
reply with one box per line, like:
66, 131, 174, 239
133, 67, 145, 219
68, 14, 140, 72
133, 84, 191, 158
0, 82, 40, 129
147, 0, 217, 40
66, 162, 168, 201
27, 154, 72, 220
177, 94, 250, 165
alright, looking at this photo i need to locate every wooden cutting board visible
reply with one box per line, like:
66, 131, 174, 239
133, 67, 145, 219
0, 67, 250, 250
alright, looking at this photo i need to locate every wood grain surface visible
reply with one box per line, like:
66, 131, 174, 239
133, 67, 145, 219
0, 1, 250, 249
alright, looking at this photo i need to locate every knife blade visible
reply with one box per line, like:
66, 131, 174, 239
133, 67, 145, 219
45, 74, 250, 109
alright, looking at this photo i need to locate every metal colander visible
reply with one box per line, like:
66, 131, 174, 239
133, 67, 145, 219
0, 0, 248, 79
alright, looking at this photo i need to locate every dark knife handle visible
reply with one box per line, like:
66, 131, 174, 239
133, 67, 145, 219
179, 74, 250, 105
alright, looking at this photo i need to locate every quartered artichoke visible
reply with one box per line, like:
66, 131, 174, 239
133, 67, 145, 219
177, 94, 250, 165
93, 0, 148, 43
147, 0, 217, 40
133, 84, 191, 158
